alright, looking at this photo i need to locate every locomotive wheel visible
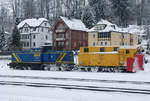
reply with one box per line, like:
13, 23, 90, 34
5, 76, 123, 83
114, 68, 120, 73
110, 68, 115, 72
50, 66, 59, 71
27, 66, 31, 70
85, 68, 91, 72
91, 67, 99, 72
21, 66, 26, 70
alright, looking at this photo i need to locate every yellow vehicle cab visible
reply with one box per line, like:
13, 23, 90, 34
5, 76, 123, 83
78, 46, 138, 72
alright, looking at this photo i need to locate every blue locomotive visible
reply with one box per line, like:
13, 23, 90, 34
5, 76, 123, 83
9, 47, 74, 71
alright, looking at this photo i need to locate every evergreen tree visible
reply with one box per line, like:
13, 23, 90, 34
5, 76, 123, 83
81, 6, 96, 29
11, 23, 21, 51
88, 0, 107, 22
0, 27, 6, 51
111, 0, 131, 27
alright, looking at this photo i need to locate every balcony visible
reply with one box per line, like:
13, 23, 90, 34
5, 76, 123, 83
56, 29, 65, 33
56, 38, 65, 41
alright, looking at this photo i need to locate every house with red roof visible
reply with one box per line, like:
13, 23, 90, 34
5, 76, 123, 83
53, 16, 88, 51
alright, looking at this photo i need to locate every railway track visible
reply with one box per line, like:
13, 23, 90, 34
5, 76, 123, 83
0, 75, 150, 85
0, 80, 150, 95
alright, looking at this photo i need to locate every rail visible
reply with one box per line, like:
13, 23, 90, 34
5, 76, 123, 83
0, 80, 150, 95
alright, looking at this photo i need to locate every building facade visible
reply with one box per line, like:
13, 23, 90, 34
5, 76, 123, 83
88, 20, 138, 47
53, 16, 88, 51
18, 18, 52, 50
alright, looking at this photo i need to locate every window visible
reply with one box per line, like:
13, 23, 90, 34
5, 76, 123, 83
100, 42, 103, 46
84, 48, 89, 52
54, 42, 56, 46
105, 42, 107, 46
93, 33, 95, 38
54, 34, 56, 39
111, 25, 115, 29
66, 41, 69, 46
33, 35, 36, 39
48, 28, 50, 32
33, 42, 36, 47
27, 42, 29, 47
66, 34, 70, 38
33, 28, 36, 31
126, 50, 130, 54
114, 47, 118, 51
58, 34, 64, 38
45, 22, 47, 26
121, 34, 124, 39
21, 35, 30, 39
74, 42, 76, 47
58, 42, 64, 46
98, 32, 111, 38
27, 35, 29, 39
100, 48, 105, 52
46, 35, 48, 40
41, 28, 44, 32
93, 42, 95, 46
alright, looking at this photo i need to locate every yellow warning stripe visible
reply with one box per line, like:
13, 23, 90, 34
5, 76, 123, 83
56, 53, 66, 63
12, 53, 21, 62
58, 53, 66, 63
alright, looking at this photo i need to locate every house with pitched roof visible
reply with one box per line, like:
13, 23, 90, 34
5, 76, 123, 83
53, 16, 88, 50
88, 19, 138, 47
18, 18, 52, 50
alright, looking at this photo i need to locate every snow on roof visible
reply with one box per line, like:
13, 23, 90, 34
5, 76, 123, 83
18, 18, 48, 28
88, 25, 116, 33
124, 25, 146, 35
60, 16, 88, 31
97, 19, 115, 25
88, 20, 143, 34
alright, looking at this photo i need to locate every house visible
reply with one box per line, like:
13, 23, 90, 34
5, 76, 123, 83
53, 16, 88, 51
88, 19, 138, 47
125, 25, 146, 42
18, 18, 52, 50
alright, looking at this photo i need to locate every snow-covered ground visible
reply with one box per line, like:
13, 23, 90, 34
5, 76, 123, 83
0, 55, 150, 101
1, 85, 150, 101
0, 57, 150, 82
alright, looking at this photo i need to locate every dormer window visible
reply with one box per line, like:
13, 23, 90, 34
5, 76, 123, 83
33, 28, 36, 31
45, 22, 47, 26
111, 25, 115, 29
94, 24, 106, 30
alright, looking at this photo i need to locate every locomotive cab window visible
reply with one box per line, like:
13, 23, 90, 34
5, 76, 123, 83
114, 47, 118, 51
84, 48, 89, 52
100, 48, 105, 52
126, 50, 130, 54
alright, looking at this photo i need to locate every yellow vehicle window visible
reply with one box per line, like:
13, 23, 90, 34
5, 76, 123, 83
100, 48, 105, 52
126, 50, 130, 54
114, 47, 118, 51
84, 48, 89, 52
